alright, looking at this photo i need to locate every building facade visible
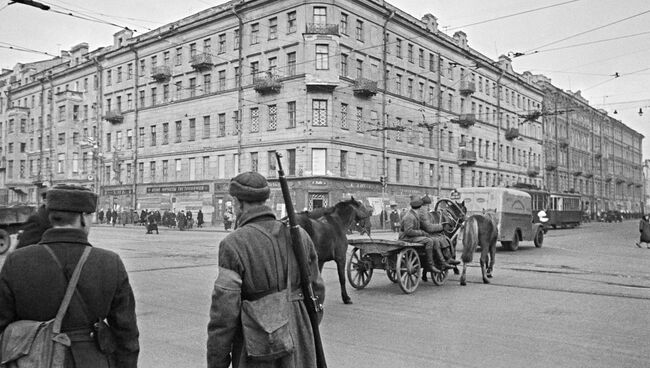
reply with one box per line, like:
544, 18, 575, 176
8, 0, 638, 225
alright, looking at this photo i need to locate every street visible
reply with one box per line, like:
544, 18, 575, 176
2, 220, 649, 367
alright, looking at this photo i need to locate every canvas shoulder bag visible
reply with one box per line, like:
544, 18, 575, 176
240, 222, 295, 362
0, 246, 92, 368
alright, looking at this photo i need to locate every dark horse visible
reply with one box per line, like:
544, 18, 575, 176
459, 212, 498, 286
295, 197, 371, 304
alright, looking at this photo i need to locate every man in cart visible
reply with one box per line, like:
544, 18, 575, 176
399, 198, 453, 274
420, 195, 460, 269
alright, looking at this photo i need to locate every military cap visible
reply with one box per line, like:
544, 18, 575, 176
229, 171, 270, 202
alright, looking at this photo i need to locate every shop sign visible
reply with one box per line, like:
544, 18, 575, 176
147, 184, 210, 193
103, 189, 133, 195
311, 180, 328, 186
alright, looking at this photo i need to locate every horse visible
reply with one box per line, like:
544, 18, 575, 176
422, 199, 467, 282
459, 212, 498, 286
295, 197, 372, 304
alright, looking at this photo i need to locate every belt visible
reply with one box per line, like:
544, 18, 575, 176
243, 288, 305, 302
63, 327, 94, 342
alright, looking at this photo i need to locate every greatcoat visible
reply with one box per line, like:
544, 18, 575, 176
207, 205, 325, 368
0, 228, 140, 368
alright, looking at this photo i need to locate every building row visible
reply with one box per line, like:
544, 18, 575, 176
0, 0, 643, 223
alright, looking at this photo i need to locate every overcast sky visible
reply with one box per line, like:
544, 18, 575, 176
2, 0, 650, 157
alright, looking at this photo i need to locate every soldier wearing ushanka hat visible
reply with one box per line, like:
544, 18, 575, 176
0, 184, 141, 367
417, 194, 459, 271
399, 196, 441, 274
208, 172, 325, 368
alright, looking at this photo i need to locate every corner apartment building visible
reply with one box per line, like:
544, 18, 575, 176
532, 75, 644, 214
1, 0, 545, 221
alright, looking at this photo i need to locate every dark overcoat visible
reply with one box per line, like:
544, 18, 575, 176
0, 228, 140, 368
640, 217, 650, 242
207, 205, 325, 368
15, 204, 51, 249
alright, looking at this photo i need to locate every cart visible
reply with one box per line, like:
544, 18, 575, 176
346, 238, 449, 294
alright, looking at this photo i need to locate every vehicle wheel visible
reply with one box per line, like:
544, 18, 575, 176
386, 257, 398, 283
347, 247, 373, 289
0, 229, 10, 255
502, 232, 519, 251
534, 228, 544, 248
396, 248, 421, 294
430, 269, 448, 286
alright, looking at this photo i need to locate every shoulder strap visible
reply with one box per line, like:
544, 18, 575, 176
44, 246, 92, 333
247, 222, 292, 295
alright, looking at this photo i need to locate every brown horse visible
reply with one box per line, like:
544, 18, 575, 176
459, 213, 498, 286
295, 197, 371, 304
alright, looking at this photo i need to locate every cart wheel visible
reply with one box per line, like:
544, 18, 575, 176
534, 228, 544, 248
386, 257, 398, 283
347, 247, 373, 289
430, 269, 449, 286
0, 230, 10, 255
396, 248, 421, 294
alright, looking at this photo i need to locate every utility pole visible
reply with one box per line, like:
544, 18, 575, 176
436, 54, 443, 196
380, 8, 394, 230
232, 3, 244, 173
496, 69, 504, 186
131, 46, 140, 211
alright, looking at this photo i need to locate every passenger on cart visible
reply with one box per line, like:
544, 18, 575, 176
399, 198, 453, 274
420, 195, 460, 268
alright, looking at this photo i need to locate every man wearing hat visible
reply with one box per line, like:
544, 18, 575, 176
419, 195, 460, 270
15, 191, 51, 248
207, 172, 325, 368
399, 197, 441, 273
0, 184, 140, 368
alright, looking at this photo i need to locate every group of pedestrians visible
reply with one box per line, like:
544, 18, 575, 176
0, 172, 324, 367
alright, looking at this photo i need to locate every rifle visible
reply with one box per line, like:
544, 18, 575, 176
275, 152, 327, 368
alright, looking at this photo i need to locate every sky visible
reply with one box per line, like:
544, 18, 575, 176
1, 0, 650, 156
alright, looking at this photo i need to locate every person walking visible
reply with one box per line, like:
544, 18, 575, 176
637, 215, 650, 248
207, 172, 325, 368
223, 207, 234, 231
197, 209, 204, 228
389, 204, 400, 232
0, 184, 140, 367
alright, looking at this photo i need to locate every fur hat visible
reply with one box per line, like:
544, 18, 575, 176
229, 171, 270, 202
410, 198, 423, 209
46, 184, 98, 213
421, 195, 432, 205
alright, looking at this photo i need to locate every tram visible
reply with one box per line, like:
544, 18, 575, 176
511, 184, 582, 229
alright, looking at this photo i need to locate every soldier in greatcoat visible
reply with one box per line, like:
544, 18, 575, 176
419, 195, 460, 270
399, 198, 442, 273
0, 184, 140, 368
207, 172, 325, 368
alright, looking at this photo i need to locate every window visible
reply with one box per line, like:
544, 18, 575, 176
355, 20, 364, 41
250, 23, 259, 44
287, 11, 297, 33
150, 125, 157, 146
139, 127, 145, 148
340, 53, 348, 76
162, 123, 169, 145
163, 51, 170, 65
218, 113, 226, 136
161, 85, 168, 103
250, 107, 259, 132
396, 38, 402, 58
139, 91, 145, 106
268, 57, 277, 73
288, 101, 296, 128
175, 121, 182, 143
429, 53, 436, 72
251, 61, 259, 78
189, 43, 197, 57
315, 44, 329, 70
151, 87, 157, 106
312, 100, 327, 126
126, 129, 133, 149
395, 159, 402, 182
234, 29, 239, 50
218, 70, 226, 90
203, 116, 210, 138
287, 52, 296, 76
340, 103, 348, 129
189, 78, 196, 97
106, 69, 112, 86
340, 150, 348, 177
395, 74, 402, 94
418, 49, 424, 67
250, 152, 258, 172
202, 156, 209, 179
268, 105, 277, 130
313, 7, 327, 24
356, 107, 363, 132
189, 118, 196, 141
269, 17, 278, 40
203, 38, 211, 54
356, 59, 363, 78
117, 66, 122, 83
58, 133, 65, 145
175, 47, 183, 66
175, 81, 182, 100
203, 74, 211, 94
57, 154, 65, 174
340, 13, 348, 35
407, 79, 413, 98
407, 44, 413, 63
218, 34, 226, 53
312, 148, 327, 175
162, 161, 168, 181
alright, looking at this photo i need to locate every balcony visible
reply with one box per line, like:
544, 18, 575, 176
55, 90, 83, 103
615, 177, 625, 184
545, 160, 557, 171
558, 137, 569, 148
527, 166, 540, 177
305, 72, 338, 92
190, 53, 213, 71
456, 113, 476, 128
104, 110, 124, 124
6, 106, 30, 117
458, 149, 477, 166
583, 171, 593, 178
572, 169, 582, 176
151, 65, 172, 82
505, 127, 519, 141
353, 77, 378, 97
305, 23, 339, 36
253, 73, 282, 94
605, 174, 613, 182
459, 80, 476, 95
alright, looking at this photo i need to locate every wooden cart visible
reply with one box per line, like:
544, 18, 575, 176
346, 238, 449, 294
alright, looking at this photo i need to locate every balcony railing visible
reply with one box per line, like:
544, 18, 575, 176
353, 77, 378, 97
615, 177, 625, 184
459, 80, 476, 95
456, 113, 476, 128
55, 90, 83, 103
253, 74, 282, 94
305, 23, 339, 36
583, 171, 593, 178
545, 160, 557, 171
104, 110, 124, 124
572, 169, 582, 176
527, 166, 540, 177
558, 137, 569, 148
190, 53, 213, 71
458, 149, 477, 165
505, 127, 519, 140
6, 106, 30, 116
151, 65, 172, 82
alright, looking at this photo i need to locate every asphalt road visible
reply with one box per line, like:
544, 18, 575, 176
2, 220, 649, 367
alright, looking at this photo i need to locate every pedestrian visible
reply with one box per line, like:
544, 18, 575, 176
0, 184, 140, 367
16, 191, 51, 249
637, 215, 650, 248
207, 171, 325, 368
98, 208, 105, 224
223, 207, 234, 231
389, 204, 400, 232
111, 209, 118, 226
106, 209, 113, 225
197, 209, 204, 228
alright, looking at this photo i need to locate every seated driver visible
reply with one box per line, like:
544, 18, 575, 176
419, 195, 460, 268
